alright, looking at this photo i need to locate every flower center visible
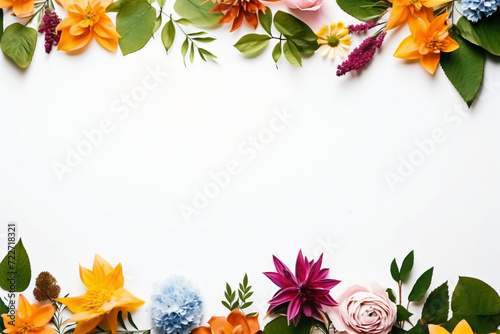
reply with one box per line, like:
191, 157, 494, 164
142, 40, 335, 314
16, 323, 37, 334
80, 3, 100, 28
82, 288, 113, 312
424, 31, 449, 53
409, 0, 422, 13
327, 35, 340, 47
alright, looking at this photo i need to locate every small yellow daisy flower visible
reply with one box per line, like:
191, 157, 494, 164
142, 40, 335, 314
317, 22, 351, 60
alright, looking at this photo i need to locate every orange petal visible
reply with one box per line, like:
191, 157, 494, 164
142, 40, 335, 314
18, 294, 32, 320
420, 52, 440, 74
227, 309, 251, 334
421, 0, 452, 7
192, 327, 212, 334
245, 314, 260, 334
93, 14, 120, 39
244, 11, 258, 29
37, 326, 59, 334
409, 16, 429, 41
58, 30, 92, 51
95, 34, 118, 52
55, 295, 87, 314
79, 265, 97, 289
429, 12, 449, 32
451, 320, 473, 334
230, 8, 244, 32
93, 254, 114, 279
66, 311, 103, 323
386, 4, 409, 31
429, 324, 451, 334
0, 0, 14, 8
394, 35, 420, 59
105, 309, 119, 334
13, 0, 34, 17
32, 304, 56, 327
102, 263, 124, 290
103, 288, 145, 313
442, 36, 459, 52
207, 316, 234, 334
57, 16, 81, 31
73, 316, 103, 334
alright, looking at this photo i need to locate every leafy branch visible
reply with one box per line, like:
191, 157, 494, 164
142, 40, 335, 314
221, 274, 255, 314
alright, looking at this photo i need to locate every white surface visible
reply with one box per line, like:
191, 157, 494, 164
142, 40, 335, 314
1, 0, 500, 330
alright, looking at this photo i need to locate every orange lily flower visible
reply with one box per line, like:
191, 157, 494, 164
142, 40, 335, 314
386, 0, 453, 31
429, 319, 497, 334
55, 254, 145, 334
1, 294, 56, 334
211, 0, 280, 32
56, 0, 120, 52
192, 309, 261, 334
0, 0, 34, 18
394, 13, 459, 74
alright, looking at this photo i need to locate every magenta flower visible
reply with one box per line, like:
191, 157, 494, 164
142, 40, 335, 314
264, 250, 340, 326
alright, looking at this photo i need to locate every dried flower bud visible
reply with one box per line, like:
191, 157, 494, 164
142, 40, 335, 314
33, 271, 61, 301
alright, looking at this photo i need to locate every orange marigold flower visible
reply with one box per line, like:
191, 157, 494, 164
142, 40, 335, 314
0, 0, 34, 18
1, 294, 57, 334
56, 0, 121, 52
210, 0, 279, 32
385, 0, 453, 31
394, 13, 459, 74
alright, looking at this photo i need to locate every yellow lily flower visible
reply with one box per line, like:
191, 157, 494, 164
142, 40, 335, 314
56, 0, 121, 52
55, 254, 145, 334
393, 13, 459, 74
386, 0, 453, 31
429, 319, 496, 334
1, 294, 56, 334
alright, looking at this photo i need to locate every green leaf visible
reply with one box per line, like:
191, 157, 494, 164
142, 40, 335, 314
0, 238, 31, 292
241, 302, 253, 309
263, 315, 313, 334
456, 12, 500, 56
173, 0, 222, 27
445, 314, 500, 334
106, 1, 121, 12
387, 288, 397, 304
391, 258, 400, 282
222, 301, 231, 310
115, 0, 156, 55
0, 24, 37, 69
117, 311, 127, 330
175, 18, 192, 26
259, 7, 272, 35
272, 41, 282, 63
158, 0, 166, 7
397, 305, 413, 321
392, 327, 409, 334
408, 268, 434, 302
0, 298, 7, 331
127, 312, 138, 330
283, 40, 301, 66
422, 282, 449, 325
0, 10, 4, 42
288, 31, 318, 54
153, 14, 162, 34
199, 48, 216, 59
193, 37, 215, 42
188, 31, 207, 36
336, 0, 389, 21
189, 43, 194, 63
181, 38, 189, 66
234, 34, 271, 55
273, 11, 316, 41
161, 19, 176, 53
400, 251, 414, 282
452, 277, 500, 316
440, 28, 485, 107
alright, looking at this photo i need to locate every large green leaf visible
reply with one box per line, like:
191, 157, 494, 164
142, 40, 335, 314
263, 316, 313, 334
336, 0, 389, 21
441, 29, 485, 107
457, 13, 500, 56
115, 0, 156, 55
234, 34, 271, 55
174, 0, 222, 27
0, 298, 7, 331
0, 10, 4, 42
400, 250, 414, 282
283, 40, 301, 66
452, 277, 500, 316
422, 282, 449, 324
408, 268, 434, 302
273, 11, 318, 54
161, 19, 176, 52
0, 23, 37, 69
0, 238, 31, 292
259, 7, 273, 36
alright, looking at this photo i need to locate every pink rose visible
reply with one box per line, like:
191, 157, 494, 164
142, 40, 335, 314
330, 283, 397, 334
285, 0, 323, 11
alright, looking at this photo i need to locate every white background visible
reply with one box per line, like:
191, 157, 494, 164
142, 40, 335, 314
1, 0, 500, 330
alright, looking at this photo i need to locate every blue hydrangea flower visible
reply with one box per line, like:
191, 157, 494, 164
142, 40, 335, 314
150, 276, 203, 334
461, 0, 500, 22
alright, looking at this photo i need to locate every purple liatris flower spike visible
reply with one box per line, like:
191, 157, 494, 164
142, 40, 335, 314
38, 10, 62, 54
348, 21, 377, 34
336, 32, 386, 76
264, 250, 340, 326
